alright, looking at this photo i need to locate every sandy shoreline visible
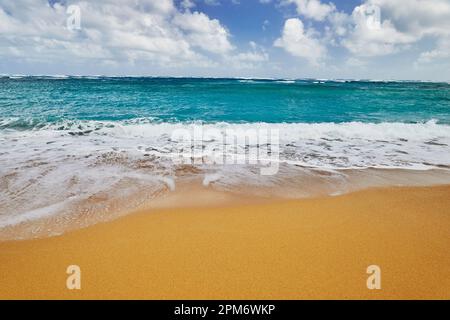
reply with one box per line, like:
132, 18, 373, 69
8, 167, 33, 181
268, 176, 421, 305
1, 186, 449, 299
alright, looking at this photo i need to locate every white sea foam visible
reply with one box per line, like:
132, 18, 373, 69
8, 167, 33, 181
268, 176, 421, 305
275, 80, 296, 84
33, 119, 450, 170
1, 119, 450, 235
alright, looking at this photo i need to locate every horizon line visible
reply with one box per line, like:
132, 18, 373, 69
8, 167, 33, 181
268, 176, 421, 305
1, 74, 449, 84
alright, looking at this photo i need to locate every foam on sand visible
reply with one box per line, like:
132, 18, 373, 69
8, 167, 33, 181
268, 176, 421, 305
1, 119, 450, 238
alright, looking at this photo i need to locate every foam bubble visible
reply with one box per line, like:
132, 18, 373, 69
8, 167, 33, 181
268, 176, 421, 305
1, 119, 450, 235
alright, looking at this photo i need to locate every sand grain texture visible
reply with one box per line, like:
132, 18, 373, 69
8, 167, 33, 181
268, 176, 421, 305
1, 186, 449, 299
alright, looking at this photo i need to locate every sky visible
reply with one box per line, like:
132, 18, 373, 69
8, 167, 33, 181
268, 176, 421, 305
0, 0, 449, 81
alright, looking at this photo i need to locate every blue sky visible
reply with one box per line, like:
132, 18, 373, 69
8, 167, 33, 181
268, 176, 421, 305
0, 0, 449, 80
194, 0, 359, 41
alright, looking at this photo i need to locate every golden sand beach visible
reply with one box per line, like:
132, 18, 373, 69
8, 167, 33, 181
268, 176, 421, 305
0, 186, 449, 300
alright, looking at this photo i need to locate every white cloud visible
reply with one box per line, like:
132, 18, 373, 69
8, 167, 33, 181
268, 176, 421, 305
274, 18, 326, 66
342, 6, 416, 56
282, 0, 335, 21
1, 0, 449, 79
371, 0, 450, 38
228, 41, 269, 69
342, 0, 450, 57
278, 0, 450, 64
418, 38, 450, 64
0, 0, 233, 68
327, 10, 352, 37
173, 11, 234, 55
346, 57, 367, 68
180, 0, 196, 10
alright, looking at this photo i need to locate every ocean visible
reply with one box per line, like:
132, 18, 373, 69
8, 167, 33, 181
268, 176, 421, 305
1, 76, 450, 238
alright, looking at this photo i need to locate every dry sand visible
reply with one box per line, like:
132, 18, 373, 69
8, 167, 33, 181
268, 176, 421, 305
1, 186, 449, 299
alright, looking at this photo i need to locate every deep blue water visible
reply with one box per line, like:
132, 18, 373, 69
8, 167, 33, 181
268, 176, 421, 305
1, 77, 450, 127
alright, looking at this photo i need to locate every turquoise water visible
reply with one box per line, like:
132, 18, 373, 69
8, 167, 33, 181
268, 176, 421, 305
1, 77, 450, 127
1, 77, 450, 237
